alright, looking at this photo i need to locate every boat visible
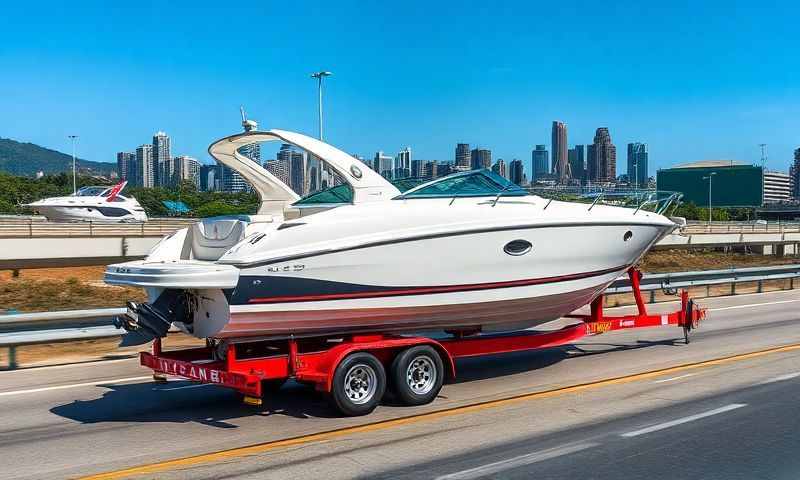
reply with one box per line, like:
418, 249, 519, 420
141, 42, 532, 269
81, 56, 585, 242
27, 181, 148, 223
104, 128, 680, 344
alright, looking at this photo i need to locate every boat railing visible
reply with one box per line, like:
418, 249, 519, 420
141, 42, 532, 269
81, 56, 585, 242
528, 187, 682, 215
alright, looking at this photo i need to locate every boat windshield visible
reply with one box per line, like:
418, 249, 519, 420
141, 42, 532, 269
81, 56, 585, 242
293, 177, 428, 206
395, 169, 527, 199
75, 186, 110, 197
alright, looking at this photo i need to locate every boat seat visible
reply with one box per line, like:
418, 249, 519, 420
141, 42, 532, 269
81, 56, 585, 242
189, 218, 247, 261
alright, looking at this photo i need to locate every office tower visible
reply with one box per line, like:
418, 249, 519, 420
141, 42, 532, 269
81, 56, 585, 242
135, 144, 154, 188
568, 145, 585, 182
199, 164, 223, 191
455, 143, 471, 171
238, 142, 261, 164
411, 159, 425, 178
551, 121, 568, 182
373, 151, 394, 179
492, 159, 507, 178
587, 127, 617, 183
424, 160, 439, 179
395, 147, 412, 179
173, 156, 200, 184
290, 150, 308, 196
152, 131, 172, 187
509, 159, 524, 186
223, 165, 249, 192
116, 152, 135, 182
792, 148, 800, 199
531, 145, 549, 181
266, 146, 292, 188
627, 143, 648, 188
470, 148, 492, 170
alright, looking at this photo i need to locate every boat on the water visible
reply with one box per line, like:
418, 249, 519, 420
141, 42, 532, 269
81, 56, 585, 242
27, 181, 147, 223
105, 128, 680, 344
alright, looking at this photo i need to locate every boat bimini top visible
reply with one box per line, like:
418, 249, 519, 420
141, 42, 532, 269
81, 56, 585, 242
208, 130, 401, 218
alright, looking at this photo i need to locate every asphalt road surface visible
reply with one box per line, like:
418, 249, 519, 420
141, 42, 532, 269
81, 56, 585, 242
1, 289, 799, 479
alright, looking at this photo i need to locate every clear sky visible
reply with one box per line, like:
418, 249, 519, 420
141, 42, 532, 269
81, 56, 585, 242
1, 1, 798, 176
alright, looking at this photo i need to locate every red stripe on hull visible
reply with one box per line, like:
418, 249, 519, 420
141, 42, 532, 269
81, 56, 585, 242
218, 284, 606, 338
246, 265, 627, 305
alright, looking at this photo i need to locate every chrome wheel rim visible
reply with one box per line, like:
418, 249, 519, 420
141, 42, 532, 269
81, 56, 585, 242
406, 355, 436, 395
344, 364, 378, 405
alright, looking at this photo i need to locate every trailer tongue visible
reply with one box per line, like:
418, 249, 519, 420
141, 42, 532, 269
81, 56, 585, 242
137, 267, 705, 416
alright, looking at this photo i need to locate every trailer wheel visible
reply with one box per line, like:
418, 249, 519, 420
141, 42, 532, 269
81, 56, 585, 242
330, 352, 386, 416
391, 345, 444, 406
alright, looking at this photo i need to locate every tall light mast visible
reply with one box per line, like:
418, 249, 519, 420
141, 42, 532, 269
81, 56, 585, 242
310, 71, 332, 140
68, 135, 78, 194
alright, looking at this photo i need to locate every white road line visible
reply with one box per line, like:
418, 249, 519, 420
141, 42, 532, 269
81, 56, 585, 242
759, 372, 800, 385
0, 356, 138, 376
435, 442, 599, 480
621, 403, 747, 438
653, 373, 696, 384
156, 383, 211, 391
0, 376, 152, 398
711, 299, 800, 312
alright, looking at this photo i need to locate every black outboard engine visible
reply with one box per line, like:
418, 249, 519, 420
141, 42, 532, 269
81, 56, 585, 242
113, 290, 191, 346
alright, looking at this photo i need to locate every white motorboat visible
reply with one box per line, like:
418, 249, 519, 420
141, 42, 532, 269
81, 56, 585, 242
105, 129, 679, 343
27, 181, 148, 222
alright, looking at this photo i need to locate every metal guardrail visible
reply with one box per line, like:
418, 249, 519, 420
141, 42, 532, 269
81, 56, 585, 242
683, 223, 800, 234
0, 218, 195, 238
1, 264, 800, 369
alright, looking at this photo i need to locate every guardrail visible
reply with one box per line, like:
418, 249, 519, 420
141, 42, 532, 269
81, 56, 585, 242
683, 223, 800, 234
2, 264, 799, 369
0, 218, 195, 238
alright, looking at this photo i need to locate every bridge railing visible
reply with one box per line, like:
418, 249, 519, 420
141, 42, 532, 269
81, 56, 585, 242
0, 218, 196, 238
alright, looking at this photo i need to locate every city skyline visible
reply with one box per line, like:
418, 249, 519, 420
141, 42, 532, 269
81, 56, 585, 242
2, 2, 799, 176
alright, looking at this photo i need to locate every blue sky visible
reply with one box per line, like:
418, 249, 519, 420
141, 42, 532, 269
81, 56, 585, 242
1, 1, 798, 176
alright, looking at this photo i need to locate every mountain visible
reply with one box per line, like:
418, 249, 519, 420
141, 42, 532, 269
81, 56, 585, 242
0, 137, 116, 177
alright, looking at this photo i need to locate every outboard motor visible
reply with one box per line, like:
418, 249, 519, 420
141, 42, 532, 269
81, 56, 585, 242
113, 290, 192, 346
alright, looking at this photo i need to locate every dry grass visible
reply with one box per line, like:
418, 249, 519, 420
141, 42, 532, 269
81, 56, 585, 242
0, 277, 146, 312
641, 250, 800, 273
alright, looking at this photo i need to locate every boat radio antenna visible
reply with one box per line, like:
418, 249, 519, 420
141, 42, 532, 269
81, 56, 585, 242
240, 106, 258, 132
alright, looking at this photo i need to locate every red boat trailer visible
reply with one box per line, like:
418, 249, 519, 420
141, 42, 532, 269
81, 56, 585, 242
141, 267, 705, 416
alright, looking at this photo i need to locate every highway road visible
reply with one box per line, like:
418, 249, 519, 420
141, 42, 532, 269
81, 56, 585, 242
1, 290, 799, 479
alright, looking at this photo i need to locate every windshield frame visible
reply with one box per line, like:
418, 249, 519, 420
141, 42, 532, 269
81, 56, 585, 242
392, 169, 528, 200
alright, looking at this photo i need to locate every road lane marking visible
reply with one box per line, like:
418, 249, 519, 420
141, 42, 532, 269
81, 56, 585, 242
78, 342, 800, 480
434, 442, 599, 480
653, 373, 696, 384
0, 357, 139, 376
0, 376, 152, 398
621, 403, 747, 438
710, 299, 800, 312
759, 372, 800, 385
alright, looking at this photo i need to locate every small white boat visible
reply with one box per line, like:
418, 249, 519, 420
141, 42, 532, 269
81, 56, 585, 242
27, 181, 148, 223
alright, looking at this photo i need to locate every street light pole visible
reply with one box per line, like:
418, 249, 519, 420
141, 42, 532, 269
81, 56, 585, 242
310, 71, 332, 140
68, 135, 78, 194
703, 172, 716, 226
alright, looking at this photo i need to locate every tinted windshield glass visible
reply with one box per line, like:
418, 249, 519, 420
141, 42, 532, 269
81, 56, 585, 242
396, 170, 527, 199
75, 187, 108, 197
293, 183, 354, 205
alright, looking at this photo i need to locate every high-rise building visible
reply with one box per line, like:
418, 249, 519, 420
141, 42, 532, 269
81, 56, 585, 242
424, 160, 439, 179
551, 121, 568, 182
373, 151, 394, 179
411, 159, 425, 178
791, 148, 800, 199
395, 147, 412, 179
152, 131, 172, 187
568, 145, 585, 182
116, 152, 136, 183
135, 144, 154, 188
273, 144, 295, 188
531, 145, 549, 181
471, 148, 491, 170
223, 165, 249, 192
509, 159, 524, 186
173, 156, 200, 185
199, 164, 223, 191
290, 150, 308, 196
627, 143, 648, 188
238, 142, 261, 164
587, 127, 616, 183
492, 159, 507, 178
455, 144, 471, 171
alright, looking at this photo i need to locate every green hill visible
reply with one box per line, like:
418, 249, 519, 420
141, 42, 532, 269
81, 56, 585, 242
0, 137, 116, 177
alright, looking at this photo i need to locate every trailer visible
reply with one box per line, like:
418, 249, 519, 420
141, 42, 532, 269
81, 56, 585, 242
141, 267, 705, 416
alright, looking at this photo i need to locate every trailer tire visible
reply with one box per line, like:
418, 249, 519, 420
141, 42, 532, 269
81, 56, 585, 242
391, 345, 444, 406
330, 352, 386, 416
